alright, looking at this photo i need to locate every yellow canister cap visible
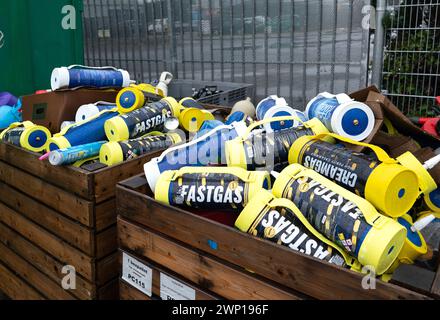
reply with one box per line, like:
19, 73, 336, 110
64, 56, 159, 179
357, 218, 406, 275
20, 125, 52, 153
397, 214, 428, 263
46, 136, 71, 152
105, 116, 130, 142
179, 97, 204, 109
179, 108, 214, 132
235, 189, 274, 232
385, 214, 428, 273
162, 97, 181, 118
397, 151, 437, 194
288, 135, 314, 165
424, 191, 440, 213
100, 141, 124, 166
365, 163, 419, 218
154, 170, 179, 205
272, 163, 304, 198
117, 87, 146, 114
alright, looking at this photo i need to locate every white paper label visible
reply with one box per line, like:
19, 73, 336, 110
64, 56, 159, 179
122, 253, 152, 297
160, 273, 196, 300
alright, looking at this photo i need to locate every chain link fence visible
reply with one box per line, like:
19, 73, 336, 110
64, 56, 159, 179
83, 0, 371, 109
382, 0, 439, 116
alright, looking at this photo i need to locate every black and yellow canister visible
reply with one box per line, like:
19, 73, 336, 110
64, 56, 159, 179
385, 214, 428, 274
105, 97, 181, 141
288, 133, 420, 218
116, 83, 165, 113
179, 108, 215, 133
226, 117, 332, 171
396, 151, 437, 196
272, 164, 406, 275
179, 97, 204, 110
423, 188, 440, 213
235, 189, 358, 268
100, 132, 183, 166
0, 121, 51, 152
155, 166, 271, 212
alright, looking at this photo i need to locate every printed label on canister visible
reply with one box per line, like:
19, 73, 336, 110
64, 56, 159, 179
307, 97, 339, 129
1, 127, 24, 147
68, 68, 123, 88
280, 176, 372, 257
119, 135, 175, 161
249, 206, 346, 266
298, 140, 379, 197
168, 172, 254, 210
121, 101, 173, 138
243, 126, 314, 171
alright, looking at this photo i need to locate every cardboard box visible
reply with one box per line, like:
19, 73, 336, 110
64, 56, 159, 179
350, 85, 440, 182
22, 89, 119, 133
350, 86, 440, 149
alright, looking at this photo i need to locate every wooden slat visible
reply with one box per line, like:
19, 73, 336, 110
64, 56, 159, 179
117, 183, 430, 300
0, 222, 95, 300
120, 280, 152, 300
120, 251, 220, 300
96, 252, 119, 286
93, 150, 162, 203
391, 264, 436, 296
0, 262, 45, 300
96, 226, 117, 259
0, 202, 94, 281
0, 242, 76, 300
0, 161, 93, 226
0, 142, 91, 199
0, 182, 94, 254
95, 198, 117, 231
118, 217, 302, 300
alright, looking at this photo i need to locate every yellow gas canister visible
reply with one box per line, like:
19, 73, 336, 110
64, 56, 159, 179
179, 108, 215, 133
225, 116, 333, 171
272, 164, 406, 275
396, 151, 437, 195
385, 214, 428, 273
235, 189, 358, 268
288, 133, 421, 218
155, 166, 271, 212
100, 132, 182, 166
0, 121, 51, 153
105, 97, 181, 141
116, 83, 165, 113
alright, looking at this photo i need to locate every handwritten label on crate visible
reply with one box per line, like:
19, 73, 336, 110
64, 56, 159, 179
160, 273, 196, 300
122, 253, 152, 297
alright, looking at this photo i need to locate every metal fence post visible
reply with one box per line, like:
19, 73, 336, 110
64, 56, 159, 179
166, 0, 178, 78
371, 0, 386, 88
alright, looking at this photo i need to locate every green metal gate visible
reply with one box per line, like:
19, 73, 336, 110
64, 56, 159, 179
0, 0, 84, 97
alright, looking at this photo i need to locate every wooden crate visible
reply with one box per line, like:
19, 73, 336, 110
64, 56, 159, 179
117, 174, 440, 300
118, 250, 221, 300
118, 217, 305, 300
0, 141, 164, 300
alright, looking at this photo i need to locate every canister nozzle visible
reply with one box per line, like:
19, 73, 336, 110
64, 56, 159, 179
271, 171, 280, 179
423, 153, 440, 170
411, 214, 435, 232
